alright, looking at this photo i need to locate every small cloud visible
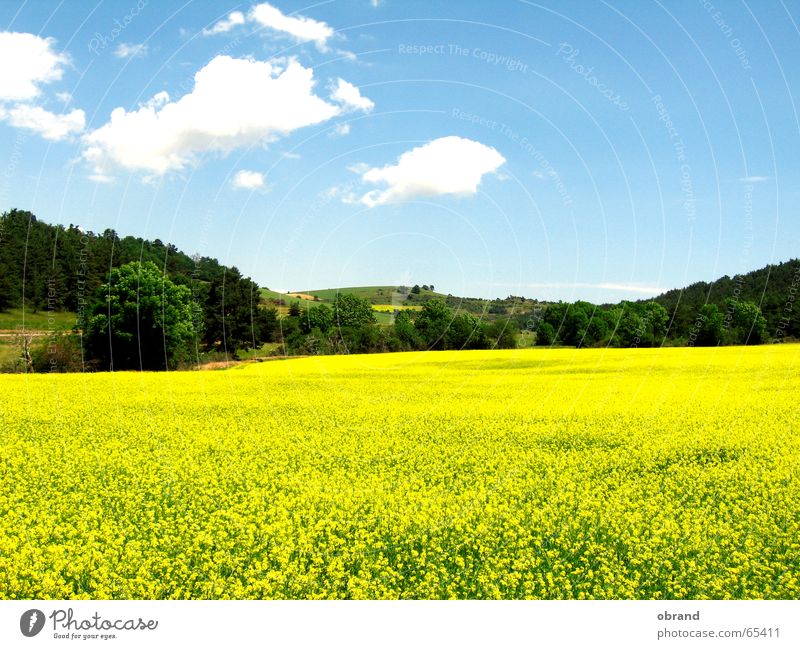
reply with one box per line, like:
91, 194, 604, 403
114, 42, 148, 59
739, 175, 770, 183
282, 151, 301, 159
355, 136, 505, 207
370, 0, 383, 6
515, 282, 667, 294
88, 173, 115, 184
347, 162, 370, 174
232, 169, 266, 190
2, 104, 85, 140
330, 78, 374, 112
322, 183, 357, 203
56, 91, 73, 104
331, 122, 350, 137
203, 11, 246, 36
249, 2, 334, 52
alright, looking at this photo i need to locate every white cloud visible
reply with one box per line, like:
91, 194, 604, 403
0, 32, 69, 102
56, 91, 73, 104
355, 136, 505, 207
322, 183, 358, 203
506, 282, 667, 294
114, 42, 148, 59
281, 151, 301, 159
203, 11, 246, 36
83, 55, 356, 177
739, 176, 770, 183
330, 78, 374, 112
249, 2, 334, 51
88, 173, 115, 184
232, 169, 265, 189
331, 122, 350, 137
3, 104, 85, 140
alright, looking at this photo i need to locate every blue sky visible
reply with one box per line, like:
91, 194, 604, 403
0, 1, 798, 302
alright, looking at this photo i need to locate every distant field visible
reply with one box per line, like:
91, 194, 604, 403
372, 304, 424, 312
2, 345, 798, 599
286, 286, 444, 305
260, 286, 441, 323
0, 308, 76, 331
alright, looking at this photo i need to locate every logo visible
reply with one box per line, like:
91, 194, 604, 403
20, 609, 45, 637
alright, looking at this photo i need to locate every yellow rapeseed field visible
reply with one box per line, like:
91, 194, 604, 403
1, 345, 799, 599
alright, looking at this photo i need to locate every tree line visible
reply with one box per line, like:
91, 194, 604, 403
1, 209, 797, 372
0, 209, 278, 370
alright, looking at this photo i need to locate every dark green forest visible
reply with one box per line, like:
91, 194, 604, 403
1, 209, 798, 372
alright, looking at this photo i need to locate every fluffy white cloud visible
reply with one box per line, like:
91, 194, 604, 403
232, 169, 265, 189
356, 136, 505, 207
0, 32, 69, 101
203, 11, 246, 35
330, 78, 374, 112
114, 42, 148, 59
3, 104, 85, 140
331, 123, 350, 137
83, 55, 370, 177
249, 2, 333, 50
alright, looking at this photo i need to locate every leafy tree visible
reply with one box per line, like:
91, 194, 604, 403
394, 310, 422, 348
446, 312, 487, 349
535, 320, 555, 346
414, 299, 451, 350
485, 319, 519, 349
302, 304, 333, 334
331, 293, 376, 328
85, 261, 201, 370
723, 299, 767, 344
288, 301, 302, 317
695, 304, 724, 346
411, 284, 421, 294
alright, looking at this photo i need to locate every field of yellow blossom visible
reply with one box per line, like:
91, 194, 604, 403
1, 345, 799, 599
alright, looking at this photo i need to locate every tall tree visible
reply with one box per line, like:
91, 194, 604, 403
85, 261, 201, 370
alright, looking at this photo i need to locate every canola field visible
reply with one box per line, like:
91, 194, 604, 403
1, 345, 799, 599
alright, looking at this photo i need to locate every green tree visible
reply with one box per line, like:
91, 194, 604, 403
723, 298, 768, 344
288, 301, 302, 317
446, 312, 487, 349
485, 319, 519, 349
535, 320, 555, 346
414, 299, 451, 350
302, 304, 333, 334
393, 310, 422, 348
695, 304, 724, 346
85, 261, 201, 370
331, 293, 376, 328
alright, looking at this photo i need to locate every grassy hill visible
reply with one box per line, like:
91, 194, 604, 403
259, 285, 450, 322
